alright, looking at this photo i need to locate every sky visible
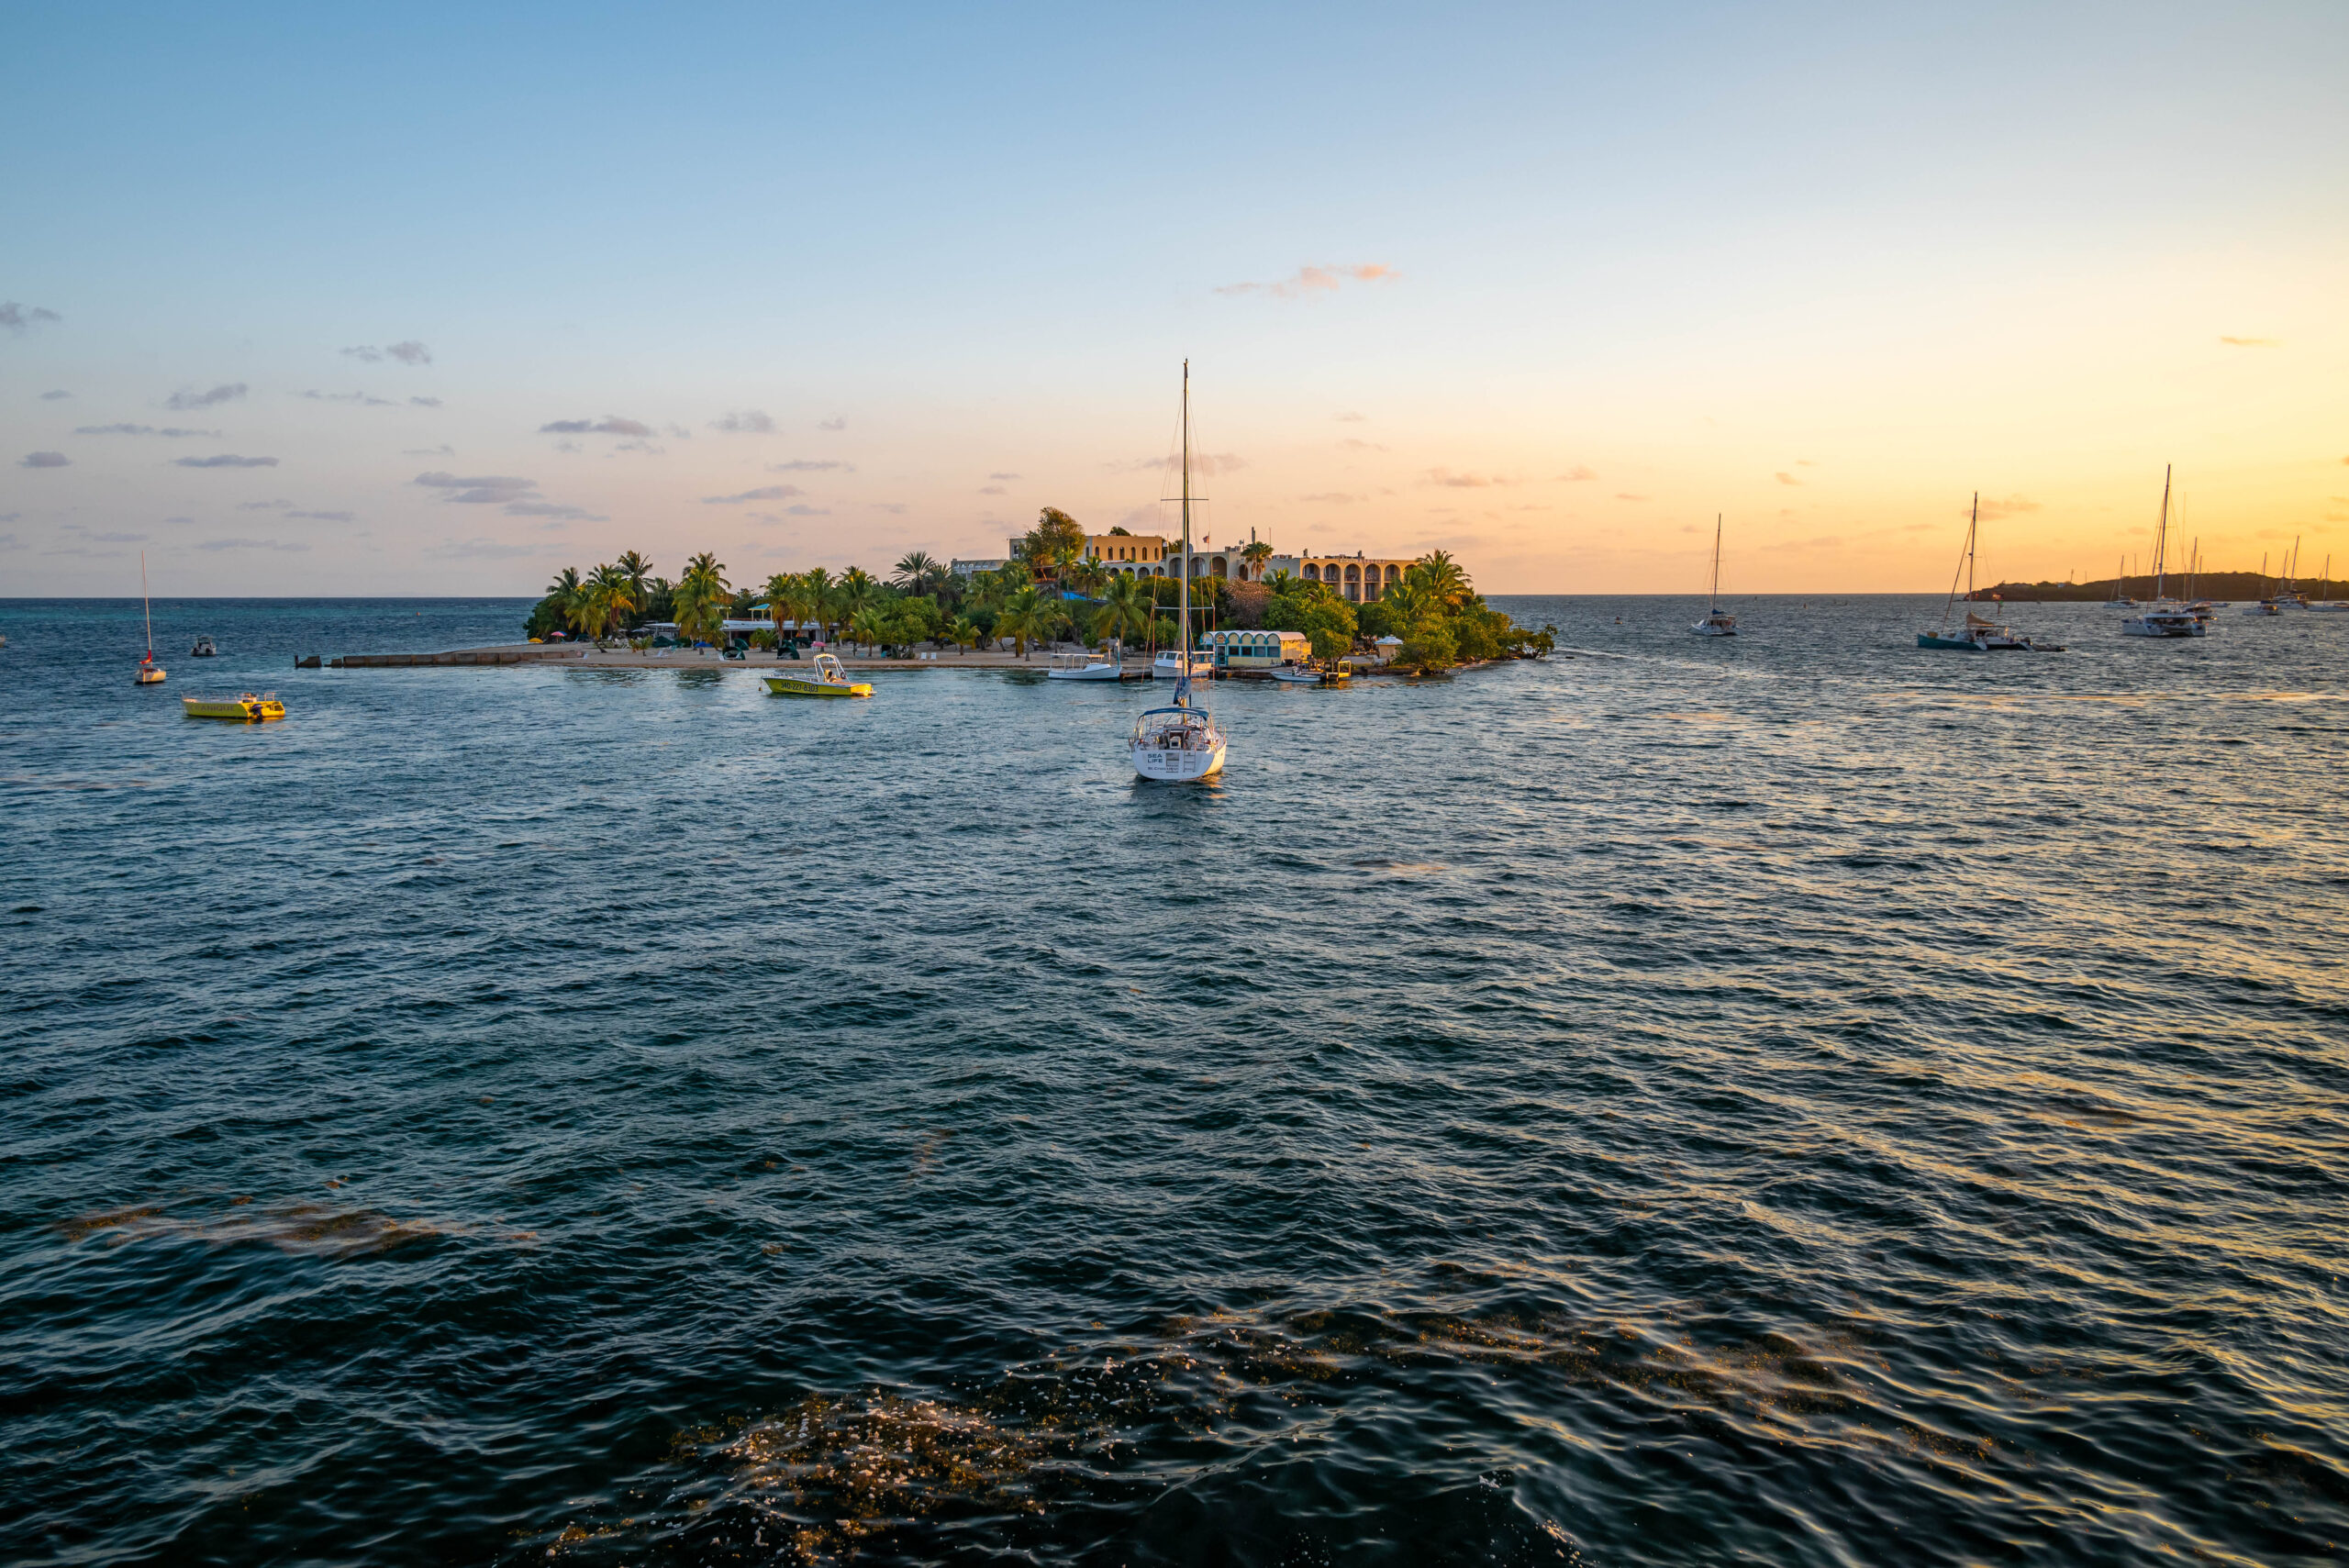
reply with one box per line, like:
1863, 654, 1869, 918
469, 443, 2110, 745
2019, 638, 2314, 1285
5, 1, 2346, 596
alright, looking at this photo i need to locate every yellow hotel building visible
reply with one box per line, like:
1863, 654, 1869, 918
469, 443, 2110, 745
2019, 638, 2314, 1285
1299, 553, 1413, 602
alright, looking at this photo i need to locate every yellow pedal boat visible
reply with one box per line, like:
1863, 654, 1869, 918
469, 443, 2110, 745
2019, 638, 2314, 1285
763, 652, 872, 698
184, 691, 286, 721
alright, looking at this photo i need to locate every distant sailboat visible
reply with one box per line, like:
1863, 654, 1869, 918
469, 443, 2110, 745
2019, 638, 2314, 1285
1690, 516, 1735, 636
1920, 494, 2059, 651
1130, 361, 1228, 782
2121, 467, 2202, 638
135, 552, 167, 684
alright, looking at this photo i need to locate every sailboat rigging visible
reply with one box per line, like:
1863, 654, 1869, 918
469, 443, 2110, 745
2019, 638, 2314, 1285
1919, 494, 2059, 651
1689, 515, 1735, 636
1130, 361, 1229, 782
2121, 465, 2202, 638
135, 551, 167, 684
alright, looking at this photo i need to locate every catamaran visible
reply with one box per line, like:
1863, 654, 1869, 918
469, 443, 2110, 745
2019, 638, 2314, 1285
1130, 361, 1228, 782
2121, 467, 2203, 638
1920, 494, 2060, 651
135, 552, 167, 684
1690, 515, 1735, 636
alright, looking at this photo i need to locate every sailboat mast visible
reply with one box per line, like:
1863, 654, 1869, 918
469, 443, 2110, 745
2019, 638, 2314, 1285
141, 550, 153, 657
2154, 464, 2170, 601
1176, 360, 1191, 706
1709, 515, 1721, 612
1966, 494, 1977, 599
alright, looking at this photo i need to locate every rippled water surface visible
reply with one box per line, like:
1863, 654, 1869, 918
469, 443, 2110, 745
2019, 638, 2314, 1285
4, 595, 2345, 1567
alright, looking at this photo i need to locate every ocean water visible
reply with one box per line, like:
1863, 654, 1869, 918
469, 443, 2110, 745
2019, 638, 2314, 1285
2, 595, 2344, 1567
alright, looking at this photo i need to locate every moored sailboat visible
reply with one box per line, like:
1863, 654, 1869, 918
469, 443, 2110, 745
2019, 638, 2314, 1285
1920, 495, 2061, 651
1690, 515, 1734, 636
135, 552, 167, 684
1131, 362, 1227, 783
2121, 467, 2203, 638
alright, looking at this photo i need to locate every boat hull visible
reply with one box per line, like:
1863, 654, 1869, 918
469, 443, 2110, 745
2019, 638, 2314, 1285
1045, 665, 1125, 681
763, 675, 872, 697
1132, 740, 1227, 781
183, 695, 284, 721
1917, 632, 1986, 651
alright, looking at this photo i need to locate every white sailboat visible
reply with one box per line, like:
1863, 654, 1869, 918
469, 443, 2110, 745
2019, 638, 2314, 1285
1690, 515, 1735, 635
135, 551, 167, 684
1130, 361, 1228, 783
2121, 467, 2203, 638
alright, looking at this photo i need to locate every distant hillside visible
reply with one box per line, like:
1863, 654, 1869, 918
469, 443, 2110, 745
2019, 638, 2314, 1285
1975, 573, 2343, 603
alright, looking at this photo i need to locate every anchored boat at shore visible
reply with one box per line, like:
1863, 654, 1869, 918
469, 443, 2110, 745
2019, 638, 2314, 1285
763, 652, 873, 697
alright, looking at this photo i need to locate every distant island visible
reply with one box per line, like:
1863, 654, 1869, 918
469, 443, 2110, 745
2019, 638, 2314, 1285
522, 509, 1553, 673
1976, 571, 2340, 602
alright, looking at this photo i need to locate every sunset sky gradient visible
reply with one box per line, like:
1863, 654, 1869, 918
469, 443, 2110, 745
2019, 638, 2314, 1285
5, 1, 2345, 595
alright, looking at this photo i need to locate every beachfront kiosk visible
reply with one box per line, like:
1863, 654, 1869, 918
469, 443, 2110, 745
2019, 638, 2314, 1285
1201, 628, 1313, 669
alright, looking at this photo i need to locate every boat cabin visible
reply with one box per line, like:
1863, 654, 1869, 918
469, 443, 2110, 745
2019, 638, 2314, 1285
1200, 628, 1311, 668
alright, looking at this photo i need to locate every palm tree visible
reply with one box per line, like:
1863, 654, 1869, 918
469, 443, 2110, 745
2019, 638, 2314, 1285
614, 550, 654, 623
1413, 550, 1471, 606
586, 562, 638, 641
837, 566, 879, 628
761, 572, 796, 640
944, 616, 979, 654
994, 584, 1058, 660
1264, 569, 1297, 596
1097, 573, 1155, 654
892, 550, 939, 591
1241, 539, 1273, 580
673, 551, 730, 646
849, 605, 890, 655
1063, 557, 1109, 598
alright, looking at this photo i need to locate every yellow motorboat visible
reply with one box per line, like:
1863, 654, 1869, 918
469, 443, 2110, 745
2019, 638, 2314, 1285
763, 652, 872, 698
184, 691, 286, 722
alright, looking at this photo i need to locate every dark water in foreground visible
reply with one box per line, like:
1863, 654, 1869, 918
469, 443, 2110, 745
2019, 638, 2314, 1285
3, 595, 2345, 1567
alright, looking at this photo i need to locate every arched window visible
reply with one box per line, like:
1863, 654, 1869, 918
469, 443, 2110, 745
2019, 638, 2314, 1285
1305, 563, 1319, 581
1344, 563, 1361, 581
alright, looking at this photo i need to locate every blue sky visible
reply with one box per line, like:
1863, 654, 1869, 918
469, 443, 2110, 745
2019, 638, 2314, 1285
6, 2, 2345, 594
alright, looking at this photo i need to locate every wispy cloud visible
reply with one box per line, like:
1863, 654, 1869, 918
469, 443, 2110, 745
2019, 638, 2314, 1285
196, 537, 309, 552
504, 501, 606, 520
76, 423, 224, 437
409, 396, 442, 408
869, 502, 907, 514
287, 509, 355, 523
174, 454, 279, 469
1216, 263, 1397, 300
703, 484, 803, 505
2218, 336, 2279, 348
1776, 472, 1802, 486
415, 471, 535, 504
404, 444, 455, 457
1299, 491, 1366, 504
1, 302, 62, 332
1423, 467, 1513, 488
817, 416, 846, 432
1975, 495, 2041, 521
1334, 412, 1366, 423
785, 504, 828, 516
302, 389, 396, 406
40, 389, 71, 400
20, 451, 71, 468
1107, 452, 1247, 477
427, 538, 546, 560
979, 485, 1007, 495
540, 416, 653, 437
166, 383, 247, 410
769, 459, 853, 473
1554, 465, 1598, 482
341, 340, 432, 364
1339, 439, 1389, 452
1614, 492, 1647, 502
710, 409, 776, 434
238, 501, 291, 511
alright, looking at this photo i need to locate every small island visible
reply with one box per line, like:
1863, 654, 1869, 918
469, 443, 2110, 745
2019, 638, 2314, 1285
511, 510, 1554, 676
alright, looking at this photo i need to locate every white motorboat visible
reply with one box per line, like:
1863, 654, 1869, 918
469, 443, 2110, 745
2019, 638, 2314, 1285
1690, 515, 1735, 635
1132, 361, 1228, 783
1268, 666, 1324, 684
1047, 650, 1125, 680
1152, 650, 1216, 680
